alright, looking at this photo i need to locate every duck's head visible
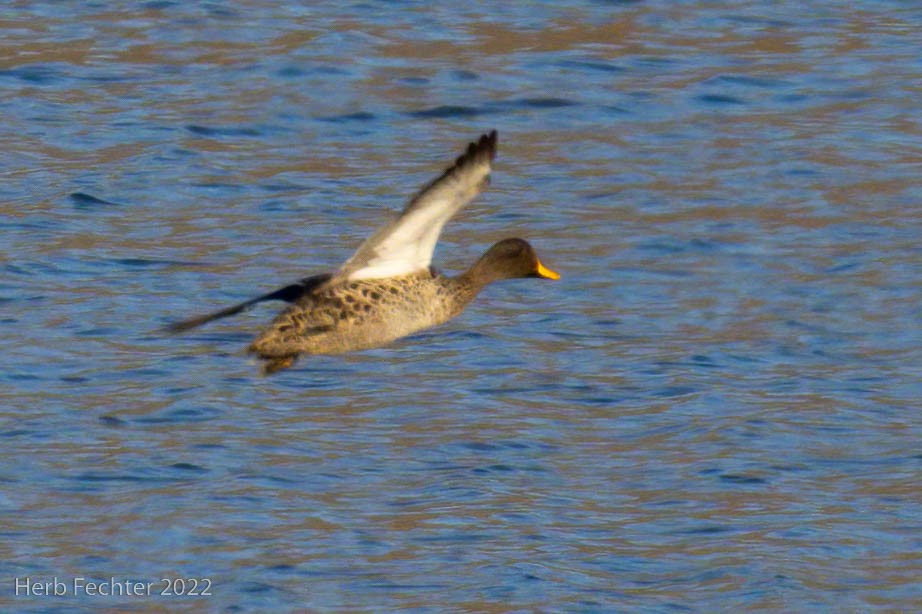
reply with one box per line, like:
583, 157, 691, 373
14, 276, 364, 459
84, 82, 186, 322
469, 238, 560, 285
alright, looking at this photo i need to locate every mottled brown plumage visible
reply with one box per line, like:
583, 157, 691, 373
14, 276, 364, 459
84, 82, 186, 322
250, 238, 557, 372
166, 131, 559, 374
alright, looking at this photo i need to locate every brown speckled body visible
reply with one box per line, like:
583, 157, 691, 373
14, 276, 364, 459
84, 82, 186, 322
249, 271, 478, 363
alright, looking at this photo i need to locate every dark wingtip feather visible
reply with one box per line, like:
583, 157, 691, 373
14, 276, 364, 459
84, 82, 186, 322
161, 303, 249, 334
453, 130, 498, 169
161, 274, 332, 335
483, 129, 498, 159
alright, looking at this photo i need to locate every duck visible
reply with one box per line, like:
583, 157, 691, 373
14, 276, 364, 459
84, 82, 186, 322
167, 130, 559, 373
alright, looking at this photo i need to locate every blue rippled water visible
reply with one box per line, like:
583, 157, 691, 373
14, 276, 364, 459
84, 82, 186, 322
1, 1, 920, 611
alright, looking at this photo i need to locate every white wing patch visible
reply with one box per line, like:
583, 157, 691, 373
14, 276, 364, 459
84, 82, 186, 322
336, 131, 497, 281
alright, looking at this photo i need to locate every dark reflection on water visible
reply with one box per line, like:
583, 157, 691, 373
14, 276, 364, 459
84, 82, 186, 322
1, 0, 920, 611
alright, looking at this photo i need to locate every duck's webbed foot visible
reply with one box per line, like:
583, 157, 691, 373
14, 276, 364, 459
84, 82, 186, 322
262, 354, 298, 375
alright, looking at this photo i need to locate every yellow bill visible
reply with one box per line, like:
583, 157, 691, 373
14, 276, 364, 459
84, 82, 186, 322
536, 260, 560, 280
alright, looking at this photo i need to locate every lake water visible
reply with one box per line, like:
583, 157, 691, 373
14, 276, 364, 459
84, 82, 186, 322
1, 1, 920, 612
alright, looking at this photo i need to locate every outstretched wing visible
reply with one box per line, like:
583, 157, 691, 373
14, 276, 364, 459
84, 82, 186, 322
163, 273, 332, 333
335, 130, 497, 281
